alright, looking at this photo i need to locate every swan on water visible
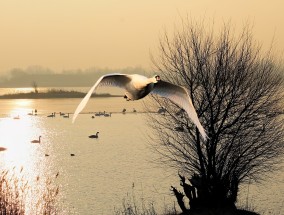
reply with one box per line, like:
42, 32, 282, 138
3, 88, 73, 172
104, 112, 111, 117
47, 112, 55, 117
13, 115, 20, 119
72, 73, 207, 140
0, 147, 7, 151
89, 132, 99, 138
31, 136, 41, 143
63, 113, 70, 118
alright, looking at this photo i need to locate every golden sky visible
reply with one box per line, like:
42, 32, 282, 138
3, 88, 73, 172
0, 0, 283, 74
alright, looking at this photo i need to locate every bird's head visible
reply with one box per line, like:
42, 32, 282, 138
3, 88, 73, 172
154, 75, 161, 83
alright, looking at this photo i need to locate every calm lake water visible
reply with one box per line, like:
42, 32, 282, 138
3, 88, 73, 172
0, 88, 283, 215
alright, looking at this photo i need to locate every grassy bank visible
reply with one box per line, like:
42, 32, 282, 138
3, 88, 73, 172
113, 187, 261, 215
0, 169, 265, 215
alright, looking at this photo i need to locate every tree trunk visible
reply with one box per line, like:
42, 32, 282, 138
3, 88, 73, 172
172, 174, 238, 212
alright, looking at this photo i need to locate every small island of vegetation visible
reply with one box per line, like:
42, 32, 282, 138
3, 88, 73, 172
0, 89, 122, 99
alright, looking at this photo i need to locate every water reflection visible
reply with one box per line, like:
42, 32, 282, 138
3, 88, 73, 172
12, 88, 34, 94
0, 109, 54, 213
0, 98, 282, 214
7, 99, 35, 117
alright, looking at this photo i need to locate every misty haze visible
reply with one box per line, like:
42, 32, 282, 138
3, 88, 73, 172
0, 1, 283, 215
0, 66, 149, 88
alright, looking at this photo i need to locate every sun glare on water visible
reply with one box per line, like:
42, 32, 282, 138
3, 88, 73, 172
6, 99, 35, 119
0, 102, 51, 213
14, 88, 34, 94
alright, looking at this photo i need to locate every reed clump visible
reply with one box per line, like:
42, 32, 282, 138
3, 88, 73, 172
114, 185, 178, 215
0, 167, 61, 214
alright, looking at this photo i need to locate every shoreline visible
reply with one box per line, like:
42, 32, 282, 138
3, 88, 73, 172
0, 90, 122, 99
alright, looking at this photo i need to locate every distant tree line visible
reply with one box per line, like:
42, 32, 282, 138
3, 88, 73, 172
0, 66, 151, 87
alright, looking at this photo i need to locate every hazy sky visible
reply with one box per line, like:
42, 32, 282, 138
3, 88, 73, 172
0, 0, 283, 75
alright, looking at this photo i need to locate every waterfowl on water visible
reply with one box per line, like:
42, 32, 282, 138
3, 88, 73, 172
89, 132, 99, 139
95, 112, 103, 116
72, 73, 207, 140
47, 113, 55, 117
31, 136, 41, 143
104, 112, 111, 117
158, 107, 166, 114
13, 115, 20, 119
0, 147, 7, 151
63, 113, 70, 118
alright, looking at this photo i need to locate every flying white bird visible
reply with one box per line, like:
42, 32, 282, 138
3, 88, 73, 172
72, 73, 207, 140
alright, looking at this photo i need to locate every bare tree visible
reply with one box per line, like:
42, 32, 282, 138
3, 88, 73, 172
147, 21, 284, 212
32, 81, 38, 93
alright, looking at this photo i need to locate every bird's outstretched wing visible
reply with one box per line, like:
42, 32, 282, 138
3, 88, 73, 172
151, 81, 207, 140
72, 73, 131, 123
